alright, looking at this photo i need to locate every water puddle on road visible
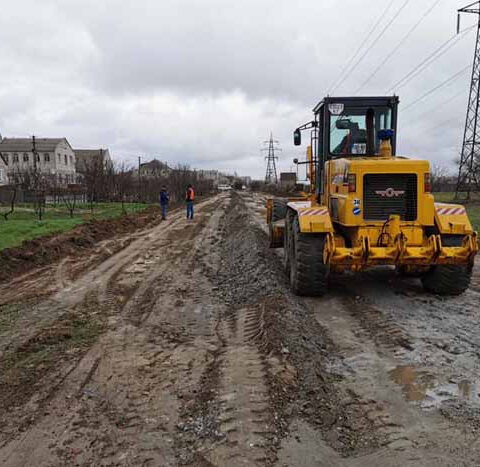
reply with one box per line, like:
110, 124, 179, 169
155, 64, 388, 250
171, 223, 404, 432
389, 365, 480, 408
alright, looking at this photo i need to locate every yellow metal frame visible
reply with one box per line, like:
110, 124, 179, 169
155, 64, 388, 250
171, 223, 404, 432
266, 147, 478, 271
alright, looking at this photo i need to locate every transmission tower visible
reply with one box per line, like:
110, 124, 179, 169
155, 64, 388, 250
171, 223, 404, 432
456, 1, 480, 199
262, 133, 281, 184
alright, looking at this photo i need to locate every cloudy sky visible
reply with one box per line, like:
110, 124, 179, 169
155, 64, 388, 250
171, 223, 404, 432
0, 0, 476, 178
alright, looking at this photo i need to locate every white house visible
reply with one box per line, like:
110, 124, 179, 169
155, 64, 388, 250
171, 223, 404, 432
0, 153, 7, 185
0, 137, 77, 186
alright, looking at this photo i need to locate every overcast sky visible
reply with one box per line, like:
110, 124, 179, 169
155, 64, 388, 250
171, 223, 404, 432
0, 0, 476, 178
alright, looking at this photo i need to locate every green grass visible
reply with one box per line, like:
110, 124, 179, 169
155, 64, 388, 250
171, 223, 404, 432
0, 202, 149, 251
433, 192, 480, 232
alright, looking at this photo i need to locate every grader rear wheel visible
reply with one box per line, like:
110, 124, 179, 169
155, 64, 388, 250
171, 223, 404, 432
289, 215, 329, 296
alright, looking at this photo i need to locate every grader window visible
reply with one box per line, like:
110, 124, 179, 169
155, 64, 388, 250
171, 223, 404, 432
330, 106, 392, 156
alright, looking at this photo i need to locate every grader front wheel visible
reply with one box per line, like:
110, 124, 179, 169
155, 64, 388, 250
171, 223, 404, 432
421, 264, 472, 296
289, 215, 329, 296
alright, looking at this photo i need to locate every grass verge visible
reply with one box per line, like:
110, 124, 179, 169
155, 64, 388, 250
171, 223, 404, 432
0, 202, 149, 251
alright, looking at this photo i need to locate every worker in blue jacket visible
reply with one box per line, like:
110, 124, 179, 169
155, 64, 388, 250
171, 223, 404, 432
159, 186, 169, 220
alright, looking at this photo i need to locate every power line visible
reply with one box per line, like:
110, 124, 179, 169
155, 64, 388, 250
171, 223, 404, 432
326, 0, 396, 95
333, 0, 411, 94
404, 113, 465, 137
401, 64, 471, 112
402, 88, 466, 125
387, 24, 475, 93
355, 0, 442, 94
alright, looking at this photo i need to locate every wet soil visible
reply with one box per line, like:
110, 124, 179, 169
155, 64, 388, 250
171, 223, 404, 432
0, 191, 479, 466
0, 204, 170, 284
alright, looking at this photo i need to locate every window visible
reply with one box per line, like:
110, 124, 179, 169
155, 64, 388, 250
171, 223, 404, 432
64, 154, 68, 165
0, 168, 3, 181
70, 155, 73, 165
44, 153, 50, 162
329, 105, 392, 156
13, 154, 19, 163
58, 154, 61, 163
23, 153, 29, 162
36, 154, 40, 162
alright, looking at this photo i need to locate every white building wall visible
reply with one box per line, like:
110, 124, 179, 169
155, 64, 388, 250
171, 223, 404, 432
0, 156, 7, 185
1, 139, 77, 185
53, 140, 77, 183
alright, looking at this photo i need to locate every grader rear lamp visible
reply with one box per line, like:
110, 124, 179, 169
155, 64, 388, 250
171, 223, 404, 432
424, 173, 431, 193
348, 174, 356, 192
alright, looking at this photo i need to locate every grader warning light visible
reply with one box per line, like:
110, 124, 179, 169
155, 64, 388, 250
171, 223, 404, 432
267, 96, 477, 296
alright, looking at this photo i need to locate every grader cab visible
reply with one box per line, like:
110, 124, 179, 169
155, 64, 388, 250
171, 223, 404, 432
267, 96, 478, 296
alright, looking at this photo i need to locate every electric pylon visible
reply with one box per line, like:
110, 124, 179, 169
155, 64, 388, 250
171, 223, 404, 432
262, 133, 281, 184
456, 1, 480, 199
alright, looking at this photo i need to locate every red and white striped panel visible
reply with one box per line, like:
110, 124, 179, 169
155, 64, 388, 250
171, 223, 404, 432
299, 208, 329, 217
435, 204, 466, 216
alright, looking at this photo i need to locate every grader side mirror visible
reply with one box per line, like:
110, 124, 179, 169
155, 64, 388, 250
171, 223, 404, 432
293, 158, 299, 164
294, 129, 301, 146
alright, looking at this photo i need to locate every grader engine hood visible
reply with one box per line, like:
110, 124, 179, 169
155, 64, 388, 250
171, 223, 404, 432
328, 157, 434, 226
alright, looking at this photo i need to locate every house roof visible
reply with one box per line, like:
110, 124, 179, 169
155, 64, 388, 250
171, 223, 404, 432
0, 137, 68, 152
140, 159, 170, 170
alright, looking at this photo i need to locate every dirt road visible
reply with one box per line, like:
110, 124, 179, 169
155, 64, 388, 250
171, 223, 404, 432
1, 192, 479, 466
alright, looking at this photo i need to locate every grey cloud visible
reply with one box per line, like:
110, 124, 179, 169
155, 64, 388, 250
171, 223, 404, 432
0, 0, 476, 178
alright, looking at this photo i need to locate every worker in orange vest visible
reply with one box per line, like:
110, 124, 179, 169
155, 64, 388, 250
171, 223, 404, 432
186, 184, 195, 219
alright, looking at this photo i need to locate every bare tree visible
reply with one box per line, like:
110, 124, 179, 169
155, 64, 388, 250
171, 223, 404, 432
0, 185, 18, 221
60, 184, 83, 218
430, 164, 450, 193
113, 162, 134, 214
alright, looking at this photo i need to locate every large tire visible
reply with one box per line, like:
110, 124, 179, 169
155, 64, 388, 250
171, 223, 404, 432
290, 215, 329, 296
272, 199, 288, 222
421, 264, 472, 295
283, 209, 293, 273
396, 265, 429, 278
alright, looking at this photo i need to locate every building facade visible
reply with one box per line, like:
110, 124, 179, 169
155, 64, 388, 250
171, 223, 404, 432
0, 137, 77, 186
0, 154, 7, 185
74, 148, 113, 175
280, 172, 297, 189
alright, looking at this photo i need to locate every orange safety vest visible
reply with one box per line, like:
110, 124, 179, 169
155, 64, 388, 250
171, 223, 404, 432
186, 187, 195, 201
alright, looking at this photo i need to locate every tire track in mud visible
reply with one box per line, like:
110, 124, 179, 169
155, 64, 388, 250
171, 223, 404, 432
0, 196, 225, 466
174, 194, 283, 465
64, 197, 226, 466
208, 308, 273, 466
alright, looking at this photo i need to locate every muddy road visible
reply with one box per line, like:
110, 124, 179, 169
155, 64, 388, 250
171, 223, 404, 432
0, 192, 479, 466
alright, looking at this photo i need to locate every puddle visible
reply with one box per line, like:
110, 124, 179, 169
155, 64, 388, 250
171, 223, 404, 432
389, 366, 435, 401
389, 365, 480, 408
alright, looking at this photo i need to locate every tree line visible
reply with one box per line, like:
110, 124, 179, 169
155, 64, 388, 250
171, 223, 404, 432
0, 160, 215, 220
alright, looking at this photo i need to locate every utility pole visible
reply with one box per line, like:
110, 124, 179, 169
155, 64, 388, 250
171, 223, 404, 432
262, 133, 281, 184
32, 135, 37, 174
138, 156, 142, 202
456, 1, 480, 200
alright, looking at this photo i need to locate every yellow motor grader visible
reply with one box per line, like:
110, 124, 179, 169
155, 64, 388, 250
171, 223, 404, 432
267, 96, 478, 296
